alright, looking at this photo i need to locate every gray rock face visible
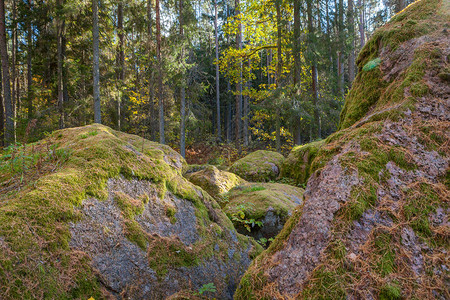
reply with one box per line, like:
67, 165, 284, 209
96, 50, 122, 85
70, 177, 256, 299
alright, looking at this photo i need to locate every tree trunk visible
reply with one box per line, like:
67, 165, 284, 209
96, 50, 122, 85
0, 0, 14, 146
0, 69, 4, 147
348, 0, 355, 84
180, 0, 186, 157
93, 0, 101, 123
338, 0, 344, 96
358, 0, 365, 48
27, 0, 33, 120
275, 0, 282, 153
117, 1, 124, 130
11, 0, 16, 129
214, 0, 221, 142
293, 0, 301, 88
307, 0, 320, 139
57, 0, 65, 129
155, 0, 164, 144
147, 0, 155, 140
235, 0, 242, 151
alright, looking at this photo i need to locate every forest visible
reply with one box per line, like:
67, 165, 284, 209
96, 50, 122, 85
0, 0, 412, 155
0, 0, 449, 298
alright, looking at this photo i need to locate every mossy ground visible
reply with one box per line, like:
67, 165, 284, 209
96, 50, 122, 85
229, 150, 285, 182
0, 124, 259, 299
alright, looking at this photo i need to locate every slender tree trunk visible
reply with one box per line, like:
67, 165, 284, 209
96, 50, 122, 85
358, 0, 365, 48
293, 0, 301, 88
93, 0, 101, 123
0, 69, 3, 147
275, 0, 282, 153
11, 0, 17, 130
243, 59, 250, 147
235, 0, 242, 151
27, 0, 33, 120
57, 0, 65, 129
155, 0, 164, 144
348, 0, 355, 84
0, 0, 14, 146
147, 0, 155, 140
338, 0, 344, 96
214, 0, 221, 142
307, 0, 320, 139
180, 0, 186, 157
117, 1, 124, 130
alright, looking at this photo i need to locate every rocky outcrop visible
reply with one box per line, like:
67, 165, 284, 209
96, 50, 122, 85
0, 124, 261, 300
229, 150, 285, 182
184, 165, 245, 199
281, 140, 325, 186
235, 1, 449, 298
223, 183, 304, 241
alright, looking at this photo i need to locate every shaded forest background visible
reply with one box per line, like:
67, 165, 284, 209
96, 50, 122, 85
0, 0, 413, 160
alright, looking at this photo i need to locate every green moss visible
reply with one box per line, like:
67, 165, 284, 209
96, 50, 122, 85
379, 282, 402, 300
281, 140, 324, 185
374, 233, 396, 276
301, 266, 347, 299
147, 237, 199, 279
229, 150, 285, 182
224, 182, 303, 223
165, 204, 178, 224
185, 165, 245, 199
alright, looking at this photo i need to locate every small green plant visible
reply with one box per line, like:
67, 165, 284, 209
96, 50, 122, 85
196, 283, 216, 295
228, 204, 263, 232
80, 130, 99, 139
363, 57, 381, 71
257, 237, 274, 247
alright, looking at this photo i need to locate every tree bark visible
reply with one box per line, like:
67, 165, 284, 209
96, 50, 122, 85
358, 0, 365, 48
293, 0, 301, 88
11, 0, 16, 129
235, 0, 242, 151
57, 0, 65, 129
0, 68, 3, 147
27, 0, 33, 120
0, 0, 14, 145
307, 0, 320, 139
93, 0, 101, 123
147, 0, 155, 140
348, 0, 355, 84
117, 1, 124, 130
275, 0, 282, 153
338, 0, 344, 96
155, 0, 164, 144
180, 0, 186, 157
214, 0, 221, 142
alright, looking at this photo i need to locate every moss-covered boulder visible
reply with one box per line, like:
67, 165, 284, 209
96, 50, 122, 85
223, 183, 304, 241
0, 124, 262, 300
229, 150, 285, 182
281, 140, 325, 185
184, 165, 246, 199
235, 1, 449, 298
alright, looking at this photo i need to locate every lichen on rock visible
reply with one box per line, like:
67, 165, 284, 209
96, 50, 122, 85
229, 150, 285, 182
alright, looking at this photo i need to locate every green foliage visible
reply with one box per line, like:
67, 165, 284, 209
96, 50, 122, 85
196, 283, 217, 295
379, 282, 402, 300
362, 58, 381, 71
